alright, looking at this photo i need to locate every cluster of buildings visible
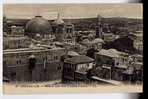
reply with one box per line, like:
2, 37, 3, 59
3, 13, 143, 84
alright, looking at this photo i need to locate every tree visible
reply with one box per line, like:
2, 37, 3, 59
86, 48, 98, 59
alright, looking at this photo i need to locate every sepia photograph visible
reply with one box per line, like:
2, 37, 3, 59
3, 4, 143, 94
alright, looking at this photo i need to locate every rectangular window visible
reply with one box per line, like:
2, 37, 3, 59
16, 59, 21, 65
54, 56, 58, 60
16, 60, 19, 64
19, 60, 21, 64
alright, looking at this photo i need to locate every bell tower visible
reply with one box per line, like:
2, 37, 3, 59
96, 15, 103, 38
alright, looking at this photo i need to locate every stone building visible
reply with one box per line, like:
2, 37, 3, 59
62, 55, 94, 81
10, 26, 25, 36
3, 36, 31, 50
3, 46, 66, 81
133, 32, 143, 54
103, 33, 118, 42
3, 25, 31, 50
95, 49, 129, 80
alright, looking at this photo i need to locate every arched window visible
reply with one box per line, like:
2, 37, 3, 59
28, 55, 36, 73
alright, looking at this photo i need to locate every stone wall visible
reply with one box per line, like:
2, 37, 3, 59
3, 48, 66, 81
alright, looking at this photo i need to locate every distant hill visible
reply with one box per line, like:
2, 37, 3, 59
5, 17, 143, 34
64, 17, 143, 33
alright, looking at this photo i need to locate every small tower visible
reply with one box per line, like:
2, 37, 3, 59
96, 15, 103, 38
54, 12, 64, 25
53, 12, 65, 42
64, 23, 75, 44
52, 12, 75, 43
3, 15, 8, 32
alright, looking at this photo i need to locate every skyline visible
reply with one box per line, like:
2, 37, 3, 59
4, 4, 143, 20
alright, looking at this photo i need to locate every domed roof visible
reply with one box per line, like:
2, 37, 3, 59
25, 16, 52, 36
92, 38, 104, 43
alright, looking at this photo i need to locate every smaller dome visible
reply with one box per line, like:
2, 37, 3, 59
92, 38, 104, 43
36, 33, 41, 37
11, 25, 16, 28
67, 51, 79, 56
29, 54, 35, 59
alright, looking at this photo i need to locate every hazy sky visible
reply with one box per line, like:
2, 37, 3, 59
3, 4, 143, 20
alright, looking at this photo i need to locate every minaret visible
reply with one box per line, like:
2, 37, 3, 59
57, 13, 60, 20
96, 15, 103, 38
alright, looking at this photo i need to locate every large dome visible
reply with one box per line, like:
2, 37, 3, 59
25, 16, 52, 37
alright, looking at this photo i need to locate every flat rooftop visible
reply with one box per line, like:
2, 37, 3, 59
64, 55, 94, 64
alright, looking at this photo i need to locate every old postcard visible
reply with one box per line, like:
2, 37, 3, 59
3, 4, 143, 94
